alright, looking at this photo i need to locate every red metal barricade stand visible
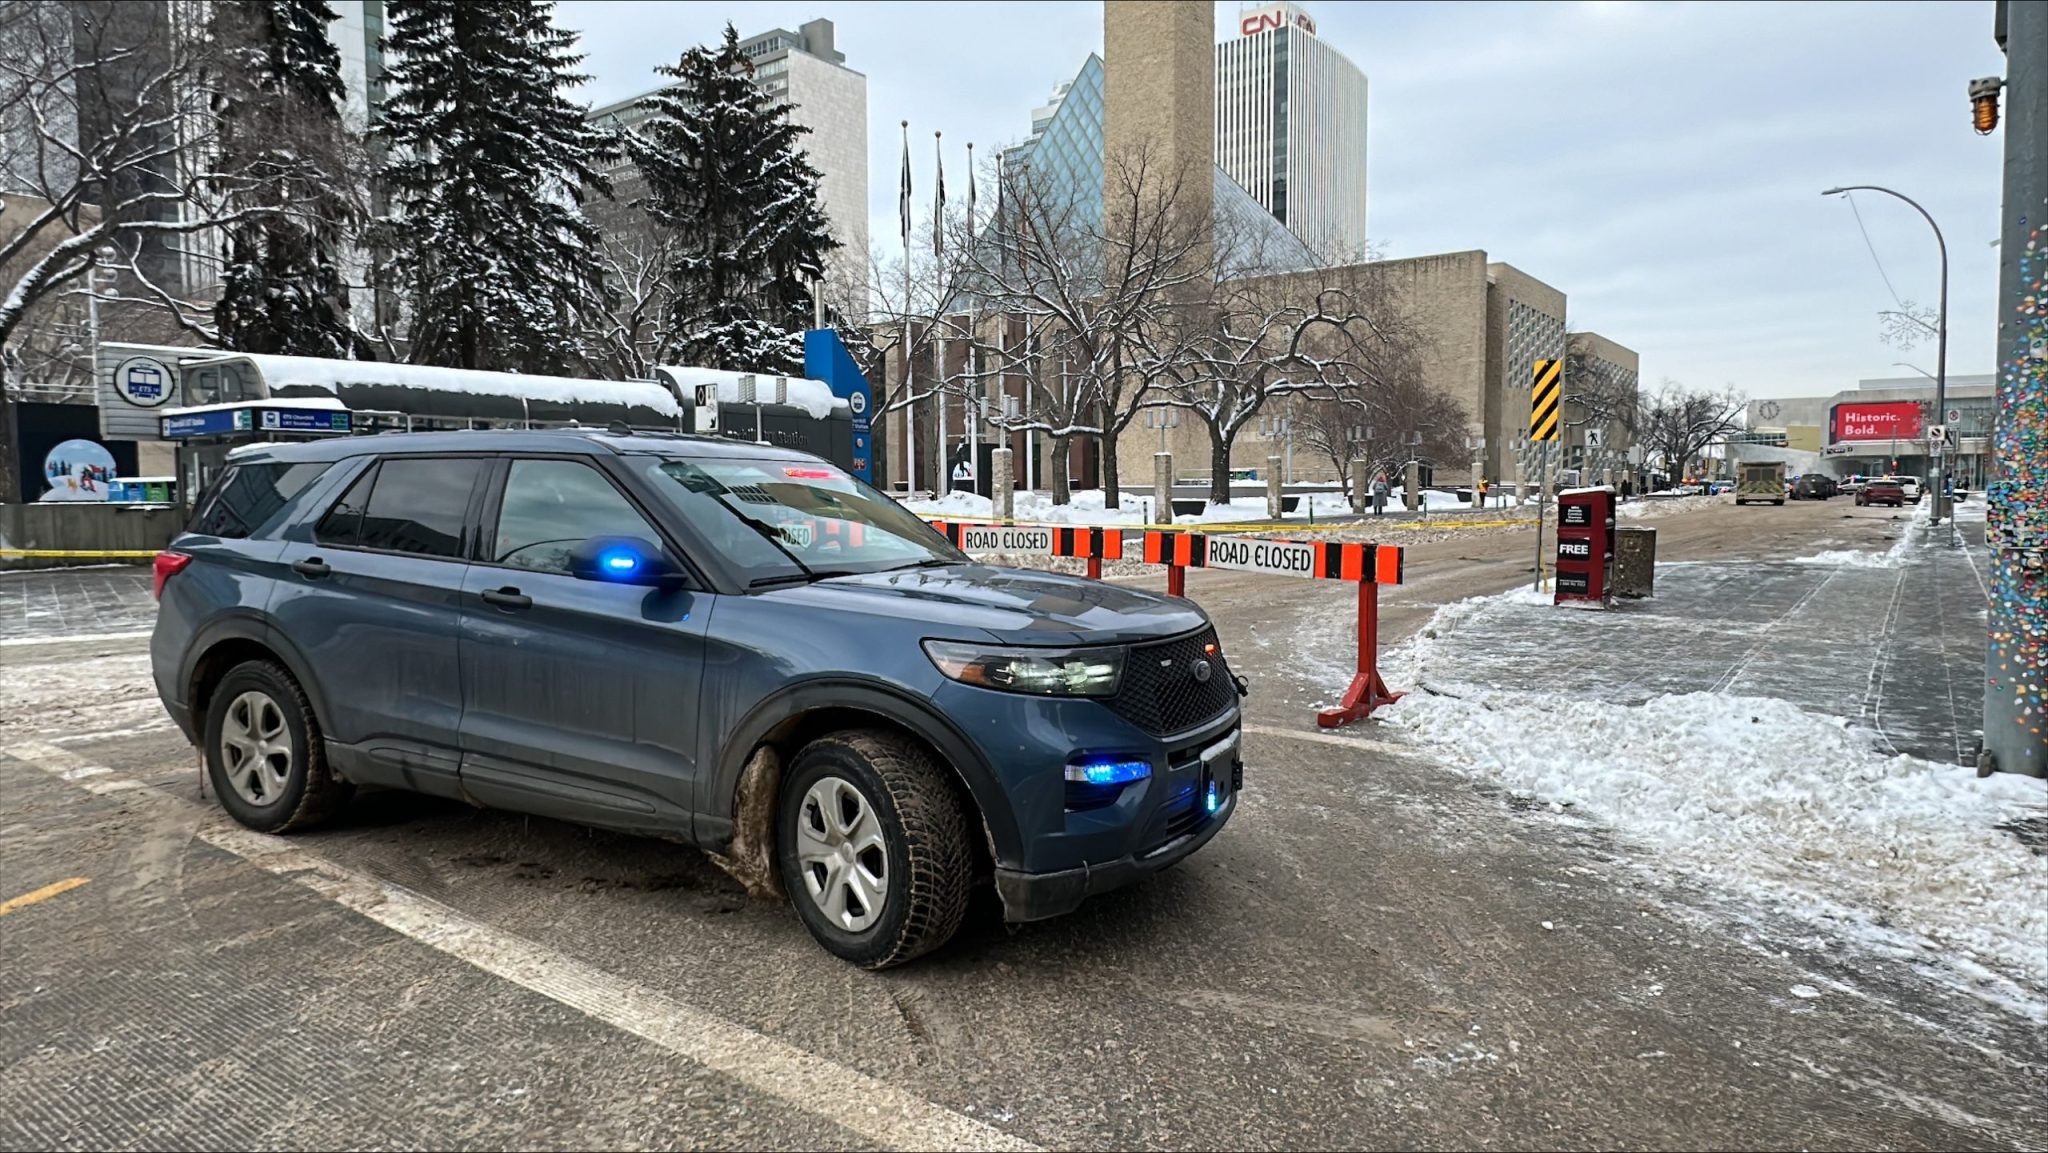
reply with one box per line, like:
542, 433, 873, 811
930, 521, 1125, 579
1140, 530, 1406, 728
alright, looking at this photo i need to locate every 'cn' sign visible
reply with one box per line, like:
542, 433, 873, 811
1240, 3, 1317, 37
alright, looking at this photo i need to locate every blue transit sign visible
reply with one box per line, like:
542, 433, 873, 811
161, 406, 352, 439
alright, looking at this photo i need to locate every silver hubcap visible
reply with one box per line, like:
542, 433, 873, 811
795, 775, 889, 932
219, 690, 294, 807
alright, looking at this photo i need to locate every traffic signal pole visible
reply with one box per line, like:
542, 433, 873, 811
1982, 0, 2045, 777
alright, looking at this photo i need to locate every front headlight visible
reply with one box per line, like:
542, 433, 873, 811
922, 640, 1125, 697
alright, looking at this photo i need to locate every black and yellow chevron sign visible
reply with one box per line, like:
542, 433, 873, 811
1530, 358, 1562, 442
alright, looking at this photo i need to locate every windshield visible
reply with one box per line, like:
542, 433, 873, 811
640, 455, 967, 582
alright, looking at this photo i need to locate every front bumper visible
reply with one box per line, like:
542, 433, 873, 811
995, 785, 1237, 921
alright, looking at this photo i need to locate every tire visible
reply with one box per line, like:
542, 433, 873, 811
1773, 499, 1784, 506
202, 659, 353, 833
777, 730, 973, 969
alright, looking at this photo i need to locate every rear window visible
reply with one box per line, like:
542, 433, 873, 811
188, 462, 329, 539
315, 457, 485, 559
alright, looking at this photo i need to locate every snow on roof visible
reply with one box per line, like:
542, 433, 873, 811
198, 353, 681, 419
159, 396, 351, 417
655, 366, 844, 421
1560, 485, 1619, 497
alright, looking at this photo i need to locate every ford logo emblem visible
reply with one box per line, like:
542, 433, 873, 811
1191, 658, 1212, 684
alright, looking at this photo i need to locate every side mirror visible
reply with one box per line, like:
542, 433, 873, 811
568, 535, 686, 589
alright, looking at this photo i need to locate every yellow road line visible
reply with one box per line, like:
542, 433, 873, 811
0, 876, 90, 916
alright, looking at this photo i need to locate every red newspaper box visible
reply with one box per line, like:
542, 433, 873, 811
1555, 487, 1616, 605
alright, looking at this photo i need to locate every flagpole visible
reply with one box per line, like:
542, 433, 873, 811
900, 120, 916, 495
965, 141, 978, 485
933, 129, 946, 495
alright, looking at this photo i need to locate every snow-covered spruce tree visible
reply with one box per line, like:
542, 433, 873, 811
628, 23, 836, 375
210, 0, 356, 358
375, 0, 614, 373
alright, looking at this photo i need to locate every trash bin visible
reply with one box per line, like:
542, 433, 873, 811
1612, 526, 1656, 598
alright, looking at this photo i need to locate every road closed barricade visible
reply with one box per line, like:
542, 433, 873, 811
1141, 530, 1405, 729
928, 521, 1125, 579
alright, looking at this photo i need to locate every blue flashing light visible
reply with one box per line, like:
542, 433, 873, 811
1205, 782, 1222, 813
1064, 756, 1151, 786
599, 550, 640, 575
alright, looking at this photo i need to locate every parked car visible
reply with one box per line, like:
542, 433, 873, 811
1882, 475, 1923, 503
1838, 475, 1870, 495
1857, 480, 1907, 507
151, 431, 1245, 968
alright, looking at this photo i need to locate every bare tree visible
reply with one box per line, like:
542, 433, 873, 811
1294, 342, 1465, 493
964, 143, 1208, 506
1639, 378, 1746, 486
587, 232, 677, 381
0, 2, 326, 498
1132, 217, 1427, 503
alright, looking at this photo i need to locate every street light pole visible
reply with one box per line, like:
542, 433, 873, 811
1823, 185, 1950, 534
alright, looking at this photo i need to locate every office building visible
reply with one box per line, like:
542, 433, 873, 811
1216, 2, 1369, 262
587, 19, 869, 305
1734, 374, 1996, 488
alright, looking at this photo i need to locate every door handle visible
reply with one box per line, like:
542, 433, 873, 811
292, 557, 331, 579
480, 587, 531, 610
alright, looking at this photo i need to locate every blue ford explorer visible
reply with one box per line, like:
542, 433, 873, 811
150, 430, 1244, 966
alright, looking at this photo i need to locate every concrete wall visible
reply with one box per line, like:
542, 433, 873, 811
1484, 262, 1567, 481
0, 502, 181, 571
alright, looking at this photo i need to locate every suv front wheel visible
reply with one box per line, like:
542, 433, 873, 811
777, 730, 973, 968
203, 659, 353, 833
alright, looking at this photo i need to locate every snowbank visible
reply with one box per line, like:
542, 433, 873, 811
1384, 686, 2048, 1016
905, 487, 1480, 526
1786, 495, 1926, 567
1619, 495, 1722, 519
1379, 565, 2047, 1019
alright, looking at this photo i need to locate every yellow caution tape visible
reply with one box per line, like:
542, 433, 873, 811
0, 549, 161, 558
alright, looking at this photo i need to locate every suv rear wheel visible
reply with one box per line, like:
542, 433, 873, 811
776, 730, 972, 968
203, 659, 353, 833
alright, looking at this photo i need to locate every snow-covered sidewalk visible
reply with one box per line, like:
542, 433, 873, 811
1372, 536, 2047, 1021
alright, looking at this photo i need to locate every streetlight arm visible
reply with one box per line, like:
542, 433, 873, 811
1823, 182, 1951, 526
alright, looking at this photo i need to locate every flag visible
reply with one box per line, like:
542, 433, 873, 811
933, 131, 946, 258
965, 143, 976, 244
898, 121, 911, 247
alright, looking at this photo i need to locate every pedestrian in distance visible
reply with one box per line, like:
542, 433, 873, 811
1371, 473, 1389, 516
1477, 477, 1490, 509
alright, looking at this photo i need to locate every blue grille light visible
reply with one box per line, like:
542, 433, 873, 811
1064, 756, 1151, 786
1206, 782, 1221, 813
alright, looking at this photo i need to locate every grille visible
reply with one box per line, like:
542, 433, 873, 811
1106, 627, 1237, 737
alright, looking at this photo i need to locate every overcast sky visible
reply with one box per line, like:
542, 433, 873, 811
557, 0, 2010, 400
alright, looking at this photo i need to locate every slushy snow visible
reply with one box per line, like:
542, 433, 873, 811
1380, 580, 2048, 1020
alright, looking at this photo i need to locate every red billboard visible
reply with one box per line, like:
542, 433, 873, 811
1831, 401, 1923, 443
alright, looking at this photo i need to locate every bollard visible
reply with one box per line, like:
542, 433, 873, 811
1515, 458, 1529, 506
1404, 460, 1421, 512
1266, 456, 1284, 520
1350, 461, 1367, 514
991, 447, 1014, 521
1154, 452, 1174, 526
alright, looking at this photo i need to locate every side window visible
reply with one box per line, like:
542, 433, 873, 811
355, 458, 486, 558
492, 459, 661, 575
314, 463, 377, 547
189, 461, 330, 540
